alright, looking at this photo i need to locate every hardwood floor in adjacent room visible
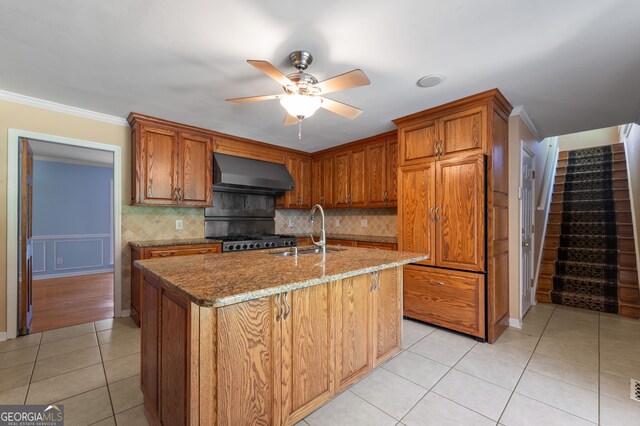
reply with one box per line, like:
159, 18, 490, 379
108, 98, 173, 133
30, 272, 114, 333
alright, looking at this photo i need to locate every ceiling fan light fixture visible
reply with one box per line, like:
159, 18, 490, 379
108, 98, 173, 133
279, 94, 322, 119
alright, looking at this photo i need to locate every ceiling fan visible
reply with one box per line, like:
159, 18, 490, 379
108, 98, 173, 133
226, 51, 370, 139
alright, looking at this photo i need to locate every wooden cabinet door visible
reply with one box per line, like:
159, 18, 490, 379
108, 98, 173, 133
217, 296, 280, 426
137, 125, 179, 205
178, 132, 213, 206
366, 141, 387, 206
403, 265, 485, 338
334, 274, 372, 391
141, 276, 160, 419
386, 139, 398, 205
311, 158, 323, 206
398, 120, 438, 166
372, 268, 402, 365
334, 151, 350, 207
350, 148, 367, 207
436, 155, 485, 271
299, 156, 312, 209
439, 106, 486, 158
398, 164, 435, 266
322, 155, 334, 207
160, 291, 190, 426
281, 284, 334, 424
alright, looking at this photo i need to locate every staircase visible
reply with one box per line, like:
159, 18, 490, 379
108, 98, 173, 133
537, 143, 640, 318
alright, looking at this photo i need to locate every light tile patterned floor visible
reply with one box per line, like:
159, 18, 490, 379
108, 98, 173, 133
1, 304, 639, 425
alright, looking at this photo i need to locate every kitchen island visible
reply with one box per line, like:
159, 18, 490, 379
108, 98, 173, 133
134, 246, 427, 425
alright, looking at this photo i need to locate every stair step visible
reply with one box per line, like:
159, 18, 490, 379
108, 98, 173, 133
557, 247, 618, 264
555, 177, 628, 193
559, 235, 617, 249
554, 169, 628, 184
550, 290, 617, 313
555, 261, 617, 280
559, 199, 616, 212
558, 144, 625, 160
552, 275, 617, 295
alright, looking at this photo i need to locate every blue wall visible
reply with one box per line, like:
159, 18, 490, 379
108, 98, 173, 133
32, 160, 114, 278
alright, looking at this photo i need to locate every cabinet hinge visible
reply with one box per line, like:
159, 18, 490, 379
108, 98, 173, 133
531, 170, 535, 179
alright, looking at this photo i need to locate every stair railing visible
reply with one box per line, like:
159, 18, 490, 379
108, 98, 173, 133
533, 136, 559, 298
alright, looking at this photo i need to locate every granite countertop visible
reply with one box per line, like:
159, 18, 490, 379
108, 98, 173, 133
129, 238, 223, 248
294, 233, 397, 244
135, 246, 426, 307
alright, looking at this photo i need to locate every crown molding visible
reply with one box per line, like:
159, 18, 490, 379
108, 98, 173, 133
0, 90, 128, 127
511, 105, 542, 142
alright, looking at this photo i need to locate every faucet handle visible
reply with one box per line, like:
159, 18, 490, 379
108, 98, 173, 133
309, 233, 325, 247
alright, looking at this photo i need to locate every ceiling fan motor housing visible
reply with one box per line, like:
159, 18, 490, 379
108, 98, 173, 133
289, 51, 313, 71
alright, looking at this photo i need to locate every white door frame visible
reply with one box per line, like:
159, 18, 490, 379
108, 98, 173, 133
6, 129, 122, 340
520, 142, 536, 319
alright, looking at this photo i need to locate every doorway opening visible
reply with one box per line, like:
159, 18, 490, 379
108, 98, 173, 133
6, 129, 122, 339
520, 143, 535, 318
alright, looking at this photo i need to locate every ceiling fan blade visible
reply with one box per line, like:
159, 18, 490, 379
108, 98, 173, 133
320, 97, 363, 119
283, 114, 300, 126
314, 69, 370, 95
225, 94, 281, 103
247, 60, 293, 87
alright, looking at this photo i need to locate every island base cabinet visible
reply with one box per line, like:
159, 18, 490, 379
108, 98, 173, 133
139, 267, 403, 425
403, 265, 485, 339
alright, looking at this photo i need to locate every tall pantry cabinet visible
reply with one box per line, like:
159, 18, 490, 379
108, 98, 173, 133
394, 89, 512, 343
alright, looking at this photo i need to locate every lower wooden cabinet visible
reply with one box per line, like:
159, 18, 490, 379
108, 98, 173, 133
138, 267, 402, 425
130, 243, 221, 326
403, 265, 485, 339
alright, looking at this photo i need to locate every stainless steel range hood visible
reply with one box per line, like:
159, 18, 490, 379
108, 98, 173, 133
213, 153, 295, 194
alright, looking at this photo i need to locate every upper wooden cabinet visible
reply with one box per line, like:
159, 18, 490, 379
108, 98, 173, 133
311, 155, 335, 207
397, 105, 487, 166
366, 138, 398, 207
129, 114, 213, 207
333, 146, 366, 207
281, 154, 312, 209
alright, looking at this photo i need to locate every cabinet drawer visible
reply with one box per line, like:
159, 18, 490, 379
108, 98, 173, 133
148, 245, 220, 258
403, 265, 485, 338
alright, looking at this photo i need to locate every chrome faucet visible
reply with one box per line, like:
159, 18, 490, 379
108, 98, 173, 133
309, 204, 326, 255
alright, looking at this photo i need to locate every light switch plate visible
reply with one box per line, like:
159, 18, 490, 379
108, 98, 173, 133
335, 218, 340, 227
176, 220, 183, 230
360, 219, 368, 228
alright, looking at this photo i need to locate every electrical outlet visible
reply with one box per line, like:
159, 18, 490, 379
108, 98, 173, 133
176, 220, 183, 230
335, 218, 340, 227
360, 219, 368, 228
56, 258, 63, 265
288, 218, 293, 228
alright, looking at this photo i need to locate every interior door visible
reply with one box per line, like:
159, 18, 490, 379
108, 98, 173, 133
18, 137, 34, 335
521, 148, 535, 315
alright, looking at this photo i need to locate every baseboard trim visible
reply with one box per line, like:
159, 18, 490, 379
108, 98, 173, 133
508, 318, 523, 329
34, 268, 114, 280
0, 332, 7, 342
120, 310, 131, 317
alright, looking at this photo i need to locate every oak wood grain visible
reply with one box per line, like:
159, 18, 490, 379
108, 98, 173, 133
366, 141, 387, 206
404, 265, 485, 338
436, 155, 485, 272
217, 297, 277, 425
373, 268, 402, 365
178, 132, 213, 206
398, 164, 435, 266
334, 276, 371, 391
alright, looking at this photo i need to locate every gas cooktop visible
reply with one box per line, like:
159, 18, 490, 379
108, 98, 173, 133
208, 234, 298, 252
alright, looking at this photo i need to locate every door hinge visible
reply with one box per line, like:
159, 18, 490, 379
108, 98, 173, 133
530, 278, 534, 288
518, 186, 522, 199
531, 170, 535, 179
531, 224, 535, 234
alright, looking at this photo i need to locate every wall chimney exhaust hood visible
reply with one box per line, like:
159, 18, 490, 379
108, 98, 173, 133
213, 153, 295, 194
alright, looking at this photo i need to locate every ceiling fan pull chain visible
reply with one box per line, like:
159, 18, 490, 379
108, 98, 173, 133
298, 119, 302, 141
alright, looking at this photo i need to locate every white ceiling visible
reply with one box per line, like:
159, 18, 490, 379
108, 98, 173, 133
2, 0, 639, 152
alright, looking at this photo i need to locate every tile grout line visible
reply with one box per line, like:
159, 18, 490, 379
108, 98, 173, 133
495, 305, 556, 425
95, 322, 118, 423
23, 332, 43, 404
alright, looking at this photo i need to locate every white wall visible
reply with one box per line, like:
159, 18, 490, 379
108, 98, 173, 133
557, 126, 619, 151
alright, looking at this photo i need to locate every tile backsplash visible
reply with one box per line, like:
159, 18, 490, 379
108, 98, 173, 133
276, 208, 398, 237
120, 205, 205, 311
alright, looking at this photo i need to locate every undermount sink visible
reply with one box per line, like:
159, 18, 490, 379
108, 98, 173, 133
271, 247, 339, 256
